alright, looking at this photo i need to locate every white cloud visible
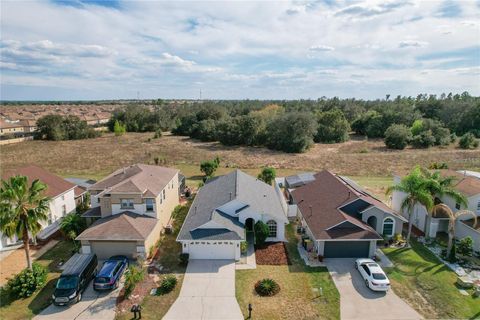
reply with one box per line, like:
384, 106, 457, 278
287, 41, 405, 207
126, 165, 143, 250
309, 45, 335, 52
398, 40, 429, 48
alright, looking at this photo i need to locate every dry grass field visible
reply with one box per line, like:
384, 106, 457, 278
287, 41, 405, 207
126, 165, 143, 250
1, 132, 479, 199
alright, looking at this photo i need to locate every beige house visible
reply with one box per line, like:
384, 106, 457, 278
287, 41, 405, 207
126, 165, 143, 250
77, 164, 180, 259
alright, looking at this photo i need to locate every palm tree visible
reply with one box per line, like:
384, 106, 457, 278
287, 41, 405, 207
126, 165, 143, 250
0, 176, 50, 270
432, 204, 477, 257
421, 169, 468, 209
386, 166, 433, 245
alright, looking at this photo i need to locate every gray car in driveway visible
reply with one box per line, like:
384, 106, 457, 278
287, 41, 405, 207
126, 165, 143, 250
325, 258, 422, 320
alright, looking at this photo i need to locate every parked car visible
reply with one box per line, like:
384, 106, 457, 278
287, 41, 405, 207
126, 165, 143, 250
355, 258, 390, 291
93, 255, 128, 291
53, 253, 98, 306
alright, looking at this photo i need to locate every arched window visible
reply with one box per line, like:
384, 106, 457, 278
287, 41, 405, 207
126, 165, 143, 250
266, 220, 277, 238
382, 218, 395, 237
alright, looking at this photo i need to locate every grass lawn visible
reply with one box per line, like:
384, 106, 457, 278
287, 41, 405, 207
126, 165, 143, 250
383, 240, 480, 319
236, 224, 339, 320
0, 241, 75, 320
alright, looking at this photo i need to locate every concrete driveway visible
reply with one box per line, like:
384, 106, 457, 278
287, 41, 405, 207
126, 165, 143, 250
34, 281, 121, 320
164, 260, 243, 320
325, 259, 422, 320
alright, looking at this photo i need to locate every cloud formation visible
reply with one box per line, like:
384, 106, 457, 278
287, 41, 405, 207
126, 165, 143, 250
0, 0, 479, 100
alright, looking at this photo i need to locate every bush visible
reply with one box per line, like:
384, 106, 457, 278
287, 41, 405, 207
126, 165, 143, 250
157, 275, 177, 295
255, 278, 280, 296
265, 113, 317, 153
315, 109, 350, 143
384, 124, 412, 150
254, 221, 270, 245
6, 263, 47, 298
114, 120, 126, 136
448, 242, 457, 263
411, 130, 436, 148
428, 162, 448, 169
179, 253, 189, 266
457, 237, 474, 257
200, 159, 219, 178
240, 241, 248, 254
458, 132, 479, 149
124, 264, 145, 299
257, 167, 276, 185
153, 129, 162, 139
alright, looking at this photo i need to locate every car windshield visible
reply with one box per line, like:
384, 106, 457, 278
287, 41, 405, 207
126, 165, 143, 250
56, 276, 78, 289
372, 273, 387, 280
95, 277, 111, 284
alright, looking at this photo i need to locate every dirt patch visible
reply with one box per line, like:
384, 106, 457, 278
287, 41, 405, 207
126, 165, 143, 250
116, 273, 157, 314
255, 242, 289, 265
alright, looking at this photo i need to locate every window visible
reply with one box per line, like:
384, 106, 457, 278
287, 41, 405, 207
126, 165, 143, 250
163, 190, 166, 200
477, 201, 480, 213
455, 202, 461, 210
120, 199, 134, 209
61, 195, 65, 201
266, 220, 277, 238
145, 198, 154, 211
382, 218, 395, 237
62, 205, 67, 216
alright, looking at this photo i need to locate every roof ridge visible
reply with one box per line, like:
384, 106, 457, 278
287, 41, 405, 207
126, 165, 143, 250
123, 212, 150, 238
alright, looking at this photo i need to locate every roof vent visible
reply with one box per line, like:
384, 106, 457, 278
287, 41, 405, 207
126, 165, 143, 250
194, 206, 197, 215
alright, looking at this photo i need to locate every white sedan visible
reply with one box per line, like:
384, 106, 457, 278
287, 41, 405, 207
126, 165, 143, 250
355, 258, 390, 291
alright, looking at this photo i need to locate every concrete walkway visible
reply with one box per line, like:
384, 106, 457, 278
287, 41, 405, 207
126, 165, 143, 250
325, 258, 422, 320
164, 260, 243, 320
34, 281, 121, 320
236, 232, 256, 270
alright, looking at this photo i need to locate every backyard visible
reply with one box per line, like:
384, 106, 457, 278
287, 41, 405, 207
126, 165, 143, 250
0, 241, 75, 320
383, 240, 480, 319
235, 224, 340, 320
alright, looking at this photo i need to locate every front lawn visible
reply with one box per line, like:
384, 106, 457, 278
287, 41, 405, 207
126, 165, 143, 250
383, 240, 480, 319
0, 241, 75, 320
236, 224, 339, 320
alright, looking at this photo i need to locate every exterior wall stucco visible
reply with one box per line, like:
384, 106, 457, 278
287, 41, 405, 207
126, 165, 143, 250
455, 221, 480, 252
361, 206, 403, 237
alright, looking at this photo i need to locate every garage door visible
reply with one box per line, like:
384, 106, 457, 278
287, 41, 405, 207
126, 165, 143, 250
90, 241, 137, 260
324, 241, 370, 258
188, 242, 236, 260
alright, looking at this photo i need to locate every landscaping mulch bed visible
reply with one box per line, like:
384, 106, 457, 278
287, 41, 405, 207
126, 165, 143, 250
255, 242, 290, 265
116, 274, 157, 314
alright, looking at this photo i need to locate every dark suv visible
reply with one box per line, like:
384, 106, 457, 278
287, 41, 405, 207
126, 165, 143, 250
93, 255, 128, 291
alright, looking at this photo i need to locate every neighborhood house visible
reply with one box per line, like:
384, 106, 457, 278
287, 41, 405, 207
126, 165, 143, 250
77, 164, 180, 259
177, 169, 288, 260
287, 170, 407, 258
0, 165, 77, 250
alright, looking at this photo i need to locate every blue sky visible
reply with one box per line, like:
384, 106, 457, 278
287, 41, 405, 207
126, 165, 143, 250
1, 0, 479, 100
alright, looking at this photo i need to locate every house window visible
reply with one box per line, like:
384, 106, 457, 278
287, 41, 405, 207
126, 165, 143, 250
382, 218, 395, 237
62, 205, 67, 216
266, 220, 277, 238
455, 202, 461, 210
145, 198, 154, 211
120, 199, 134, 209
61, 195, 65, 201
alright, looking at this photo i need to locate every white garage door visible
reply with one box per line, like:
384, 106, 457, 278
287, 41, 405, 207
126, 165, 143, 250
188, 242, 236, 260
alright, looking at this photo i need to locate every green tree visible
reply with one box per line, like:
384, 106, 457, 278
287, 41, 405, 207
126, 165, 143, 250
0, 176, 50, 269
266, 113, 317, 153
384, 124, 412, 149
386, 167, 433, 245
254, 221, 270, 245
258, 167, 276, 185
315, 109, 350, 143
200, 160, 218, 178
457, 236, 474, 257
60, 213, 86, 241
35, 114, 65, 140
411, 130, 436, 148
458, 132, 479, 149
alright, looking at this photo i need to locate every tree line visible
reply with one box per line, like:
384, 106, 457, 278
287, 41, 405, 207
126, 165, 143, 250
108, 93, 479, 153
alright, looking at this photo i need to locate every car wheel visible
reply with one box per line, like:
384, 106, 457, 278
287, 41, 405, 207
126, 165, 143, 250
365, 279, 370, 288
77, 292, 82, 303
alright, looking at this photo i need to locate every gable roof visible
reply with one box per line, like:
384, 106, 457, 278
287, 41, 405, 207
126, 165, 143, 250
2, 165, 76, 198
291, 170, 384, 240
89, 164, 178, 197
76, 211, 158, 241
177, 169, 287, 241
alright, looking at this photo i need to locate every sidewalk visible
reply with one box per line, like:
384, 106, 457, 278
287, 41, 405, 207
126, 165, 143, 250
236, 232, 256, 270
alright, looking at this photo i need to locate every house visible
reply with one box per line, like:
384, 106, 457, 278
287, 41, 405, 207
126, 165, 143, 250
65, 177, 96, 207
0, 165, 77, 250
392, 170, 480, 251
288, 170, 406, 258
77, 164, 180, 259
0, 119, 24, 137
177, 169, 288, 260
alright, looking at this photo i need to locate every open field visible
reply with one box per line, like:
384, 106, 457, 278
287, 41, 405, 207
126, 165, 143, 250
1, 132, 478, 199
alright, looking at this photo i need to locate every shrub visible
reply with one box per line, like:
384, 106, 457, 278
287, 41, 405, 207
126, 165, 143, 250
428, 162, 448, 169
114, 120, 126, 136
257, 167, 276, 185
457, 237, 474, 257
240, 241, 248, 254
411, 130, 436, 148
179, 253, 189, 266
254, 221, 270, 245
157, 275, 177, 295
153, 129, 162, 139
458, 132, 479, 149
448, 242, 457, 263
124, 264, 145, 299
315, 109, 350, 143
6, 263, 47, 298
255, 278, 280, 296
200, 160, 219, 178
384, 124, 412, 150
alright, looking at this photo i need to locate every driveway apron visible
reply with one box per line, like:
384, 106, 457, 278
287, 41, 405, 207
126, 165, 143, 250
325, 258, 422, 320
164, 260, 243, 320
